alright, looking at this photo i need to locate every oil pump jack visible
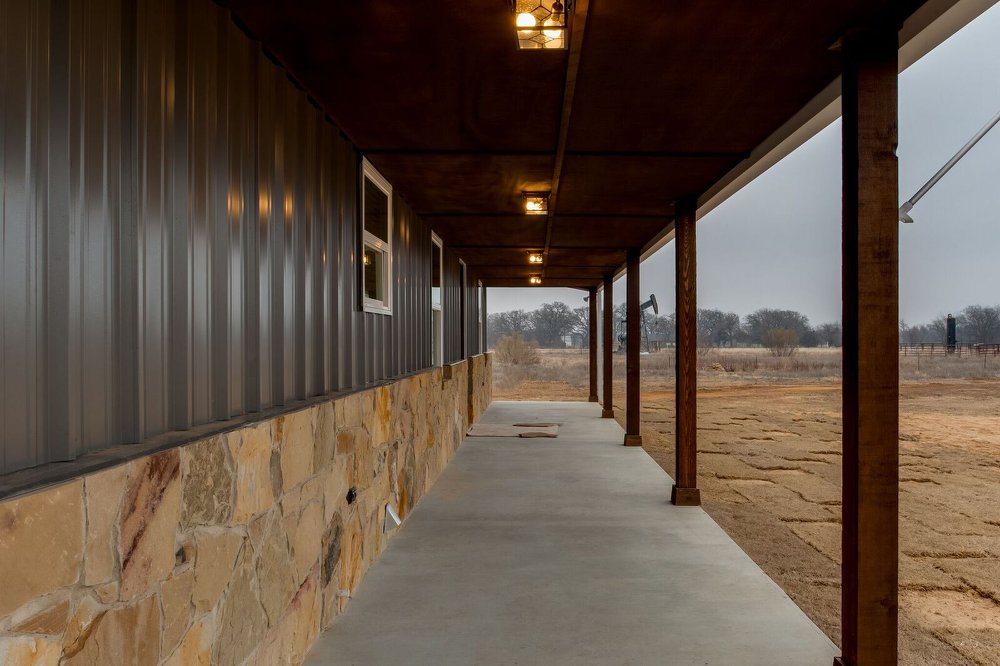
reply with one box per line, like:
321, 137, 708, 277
616, 294, 658, 353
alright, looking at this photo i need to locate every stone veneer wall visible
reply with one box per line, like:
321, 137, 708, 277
0, 355, 491, 665
467, 353, 493, 425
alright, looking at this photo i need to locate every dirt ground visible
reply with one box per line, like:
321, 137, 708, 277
493, 348, 1000, 665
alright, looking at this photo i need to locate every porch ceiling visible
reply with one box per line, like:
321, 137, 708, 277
227, 0, 933, 287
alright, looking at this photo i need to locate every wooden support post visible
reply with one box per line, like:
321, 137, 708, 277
624, 250, 642, 446
672, 198, 700, 506
601, 274, 615, 418
836, 24, 899, 666
588, 287, 599, 402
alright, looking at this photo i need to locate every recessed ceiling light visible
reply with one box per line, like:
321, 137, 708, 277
528, 252, 544, 264
522, 191, 549, 215
529, 276, 543, 285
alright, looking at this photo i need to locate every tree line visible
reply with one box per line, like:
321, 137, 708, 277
488, 303, 842, 349
899, 305, 1000, 345
488, 302, 591, 348
489, 302, 1000, 350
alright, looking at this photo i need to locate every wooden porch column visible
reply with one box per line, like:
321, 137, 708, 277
624, 250, 642, 446
672, 198, 700, 506
588, 287, 599, 402
601, 274, 615, 418
836, 25, 899, 666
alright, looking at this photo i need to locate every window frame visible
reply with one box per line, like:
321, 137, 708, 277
361, 158, 393, 315
431, 232, 444, 366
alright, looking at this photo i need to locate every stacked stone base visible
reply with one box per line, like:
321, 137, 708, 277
0, 355, 492, 665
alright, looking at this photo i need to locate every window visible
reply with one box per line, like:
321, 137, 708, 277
361, 159, 392, 314
431, 233, 443, 366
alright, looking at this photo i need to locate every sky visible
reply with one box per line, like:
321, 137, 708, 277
489, 4, 1000, 327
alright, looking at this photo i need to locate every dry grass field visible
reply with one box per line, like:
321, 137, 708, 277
493, 347, 1000, 665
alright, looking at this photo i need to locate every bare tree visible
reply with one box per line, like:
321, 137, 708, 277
571, 305, 590, 347
698, 308, 742, 348
530, 301, 578, 348
488, 310, 532, 347
817, 322, 842, 347
494, 334, 541, 365
930, 315, 949, 344
649, 313, 675, 344
958, 305, 1000, 343
901, 318, 944, 344
761, 328, 799, 357
745, 309, 812, 346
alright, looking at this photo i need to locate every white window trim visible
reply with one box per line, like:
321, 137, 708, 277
362, 158, 393, 315
431, 232, 444, 366
477, 280, 483, 324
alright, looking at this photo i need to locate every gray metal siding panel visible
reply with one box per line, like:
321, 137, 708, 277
1, 0, 50, 472
68, 0, 125, 456
0, 0, 438, 475
442, 250, 464, 364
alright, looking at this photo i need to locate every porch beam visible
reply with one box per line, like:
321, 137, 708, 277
362, 148, 748, 159
602, 274, 615, 418
836, 24, 899, 666
588, 287, 599, 402
672, 197, 700, 506
624, 250, 642, 446
541, 0, 590, 275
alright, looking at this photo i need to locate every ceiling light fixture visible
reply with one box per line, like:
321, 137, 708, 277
528, 252, 544, 264
509, 1, 571, 50
529, 276, 543, 285
522, 191, 550, 215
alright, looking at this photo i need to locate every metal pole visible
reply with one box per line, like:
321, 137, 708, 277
899, 109, 1000, 223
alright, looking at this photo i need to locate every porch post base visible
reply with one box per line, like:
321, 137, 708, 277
671, 485, 701, 506
588, 395, 599, 402
601, 409, 615, 418
623, 434, 643, 447
833, 658, 848, 666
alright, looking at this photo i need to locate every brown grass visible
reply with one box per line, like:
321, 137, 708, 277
492, 347, 1000, 665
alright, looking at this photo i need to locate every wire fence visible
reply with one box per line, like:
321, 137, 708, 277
899, 343, 1000, 357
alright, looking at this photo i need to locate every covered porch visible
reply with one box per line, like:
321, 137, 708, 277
306, 401, 837, 665
0, 1, 994, 664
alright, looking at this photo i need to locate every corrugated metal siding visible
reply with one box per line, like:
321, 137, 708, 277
466, 272, 484, 357
442, 251, 464, 364
0, 0, 445, 475
440, 256, 484, 363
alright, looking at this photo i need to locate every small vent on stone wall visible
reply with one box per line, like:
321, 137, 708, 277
175, 542, 194, 567
346, 487, 358, 504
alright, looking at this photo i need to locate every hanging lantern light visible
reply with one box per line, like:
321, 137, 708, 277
510, 1, 571, 50
522, 191, 550, 215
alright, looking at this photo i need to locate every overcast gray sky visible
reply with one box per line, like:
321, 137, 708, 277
489, 3, 1000, 326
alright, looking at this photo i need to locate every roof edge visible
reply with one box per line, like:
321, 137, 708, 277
631, 0, 998, 273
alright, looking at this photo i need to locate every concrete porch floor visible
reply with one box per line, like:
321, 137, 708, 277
305, 401, 838, 665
